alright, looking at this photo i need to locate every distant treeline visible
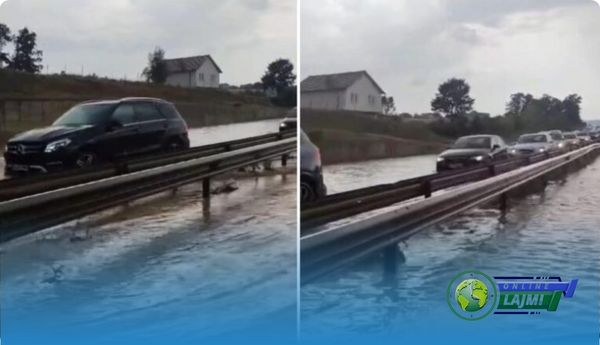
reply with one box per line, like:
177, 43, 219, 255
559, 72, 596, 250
384, 78, 586, 141
429, 93, 585, 140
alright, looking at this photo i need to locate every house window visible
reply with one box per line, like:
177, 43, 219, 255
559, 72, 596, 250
350, 93, 358, 104
199, 73, 205, 82
211, 74, 217, 84
368, 95, 375, 105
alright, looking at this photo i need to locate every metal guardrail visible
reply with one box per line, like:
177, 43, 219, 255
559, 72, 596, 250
0, 131, 295, 201
0, 137, 296, 242
301, 144, 600, 283
301, 148, 566, 230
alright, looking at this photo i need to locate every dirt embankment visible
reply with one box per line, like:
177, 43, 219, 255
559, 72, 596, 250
302, 109, 449, 164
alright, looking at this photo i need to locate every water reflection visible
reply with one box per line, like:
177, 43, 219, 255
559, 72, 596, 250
302, 158, 600, 340
1, 172, 296, 342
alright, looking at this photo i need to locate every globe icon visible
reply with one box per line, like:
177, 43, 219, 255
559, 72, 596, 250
455, 278, 489, 312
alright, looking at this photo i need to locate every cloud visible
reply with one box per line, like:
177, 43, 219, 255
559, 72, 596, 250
0, 0, 296, 84
302, 0, 600, 119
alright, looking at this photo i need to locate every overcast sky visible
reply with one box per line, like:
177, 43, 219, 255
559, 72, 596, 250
0, 0, 296, 85
302, 0, 600, 119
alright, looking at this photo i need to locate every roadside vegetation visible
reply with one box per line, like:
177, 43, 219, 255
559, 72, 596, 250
306, 78, 586, 164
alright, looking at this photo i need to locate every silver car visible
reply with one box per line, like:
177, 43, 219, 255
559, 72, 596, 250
510, 133, 555, 156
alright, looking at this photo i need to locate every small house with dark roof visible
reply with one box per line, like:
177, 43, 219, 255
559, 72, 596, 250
300, 70, 385, 113
164, 55, 222, 88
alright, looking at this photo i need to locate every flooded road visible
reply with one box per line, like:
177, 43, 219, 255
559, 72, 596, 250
323, 155, 437, 194
302, 157, 600, 342
0, 170, 297, 343
1, 118, 295, 343
0, 119, 282, 180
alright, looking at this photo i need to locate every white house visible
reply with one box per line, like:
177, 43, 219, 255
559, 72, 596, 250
300, 70, 385, 113
164, 55, 222, 88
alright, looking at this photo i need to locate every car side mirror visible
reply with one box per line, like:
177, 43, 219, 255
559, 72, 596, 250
492, 144, 500, 151
106, 120, 123, 132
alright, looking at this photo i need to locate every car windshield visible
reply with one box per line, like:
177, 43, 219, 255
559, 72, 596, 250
519, 134, 547, 143
452, 137, 491, 149
53, 103, 116, 126
564, 134, 576, 139
550, 133, 563, 140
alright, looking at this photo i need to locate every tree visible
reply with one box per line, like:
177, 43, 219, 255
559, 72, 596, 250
142, 47, 167, 84
382, 95, 396, 115
0, 23, 11, 67
261, 58, 296, 95
10, 27, 43, 73
506, 92, 533, 115
431, 78, 475, 119
562, 94, 583, 126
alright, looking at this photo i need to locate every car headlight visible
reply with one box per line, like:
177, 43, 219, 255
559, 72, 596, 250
44, 138, 72, 153
472, 155, 485, 161
558, 142, 564, 148
538, 148, 545, 153
509, 149, 517, 154
436, 157, 445, 162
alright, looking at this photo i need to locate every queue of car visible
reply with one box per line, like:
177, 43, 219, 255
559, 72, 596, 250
436, 129, 597, 172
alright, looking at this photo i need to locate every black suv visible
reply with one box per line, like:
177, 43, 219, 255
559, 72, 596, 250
4, 98, 189, 175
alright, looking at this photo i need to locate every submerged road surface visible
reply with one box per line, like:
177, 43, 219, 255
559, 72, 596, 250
323, 154, 437, 194
0, 167, 296, 343
302, 157, 600, 342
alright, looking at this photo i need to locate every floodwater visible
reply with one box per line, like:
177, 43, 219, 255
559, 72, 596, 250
302, 156, 600, 342
0, 168, 296, 343
323, 155, 437, 194
0, 119, 282, 180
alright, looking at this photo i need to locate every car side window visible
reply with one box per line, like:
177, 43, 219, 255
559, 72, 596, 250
112, 104, 136, 124
134, 103, 164, 121
157, 103, 180, 119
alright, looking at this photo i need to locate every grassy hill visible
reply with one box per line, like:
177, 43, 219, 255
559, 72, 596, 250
0, 69, 270, 105
0, 70, 288, 146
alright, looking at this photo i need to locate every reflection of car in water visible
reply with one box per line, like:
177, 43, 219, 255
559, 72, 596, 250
300, 129, 327, 202
3, 98, 189, 176
509, 133, 554, 156
436, 135, 508, 172
279, 107, 297, 132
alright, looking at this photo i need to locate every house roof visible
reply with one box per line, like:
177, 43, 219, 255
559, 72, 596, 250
164, 55, 222, 74
300, 70, 385, 94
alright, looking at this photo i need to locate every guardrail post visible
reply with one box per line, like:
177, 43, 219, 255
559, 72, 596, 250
488, 164, 496, 177
202, 178, 210, 199
422, 180, 432, 198
281, 154, 288, 167
499, 193, 508, 214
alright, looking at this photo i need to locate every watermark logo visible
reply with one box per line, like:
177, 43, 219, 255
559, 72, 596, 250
447, 271, 578, 320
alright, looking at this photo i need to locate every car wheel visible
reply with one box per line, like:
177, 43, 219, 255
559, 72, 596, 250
164, 138, 187, 152
75, 152, 98, 168
301, 180, 317, 203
